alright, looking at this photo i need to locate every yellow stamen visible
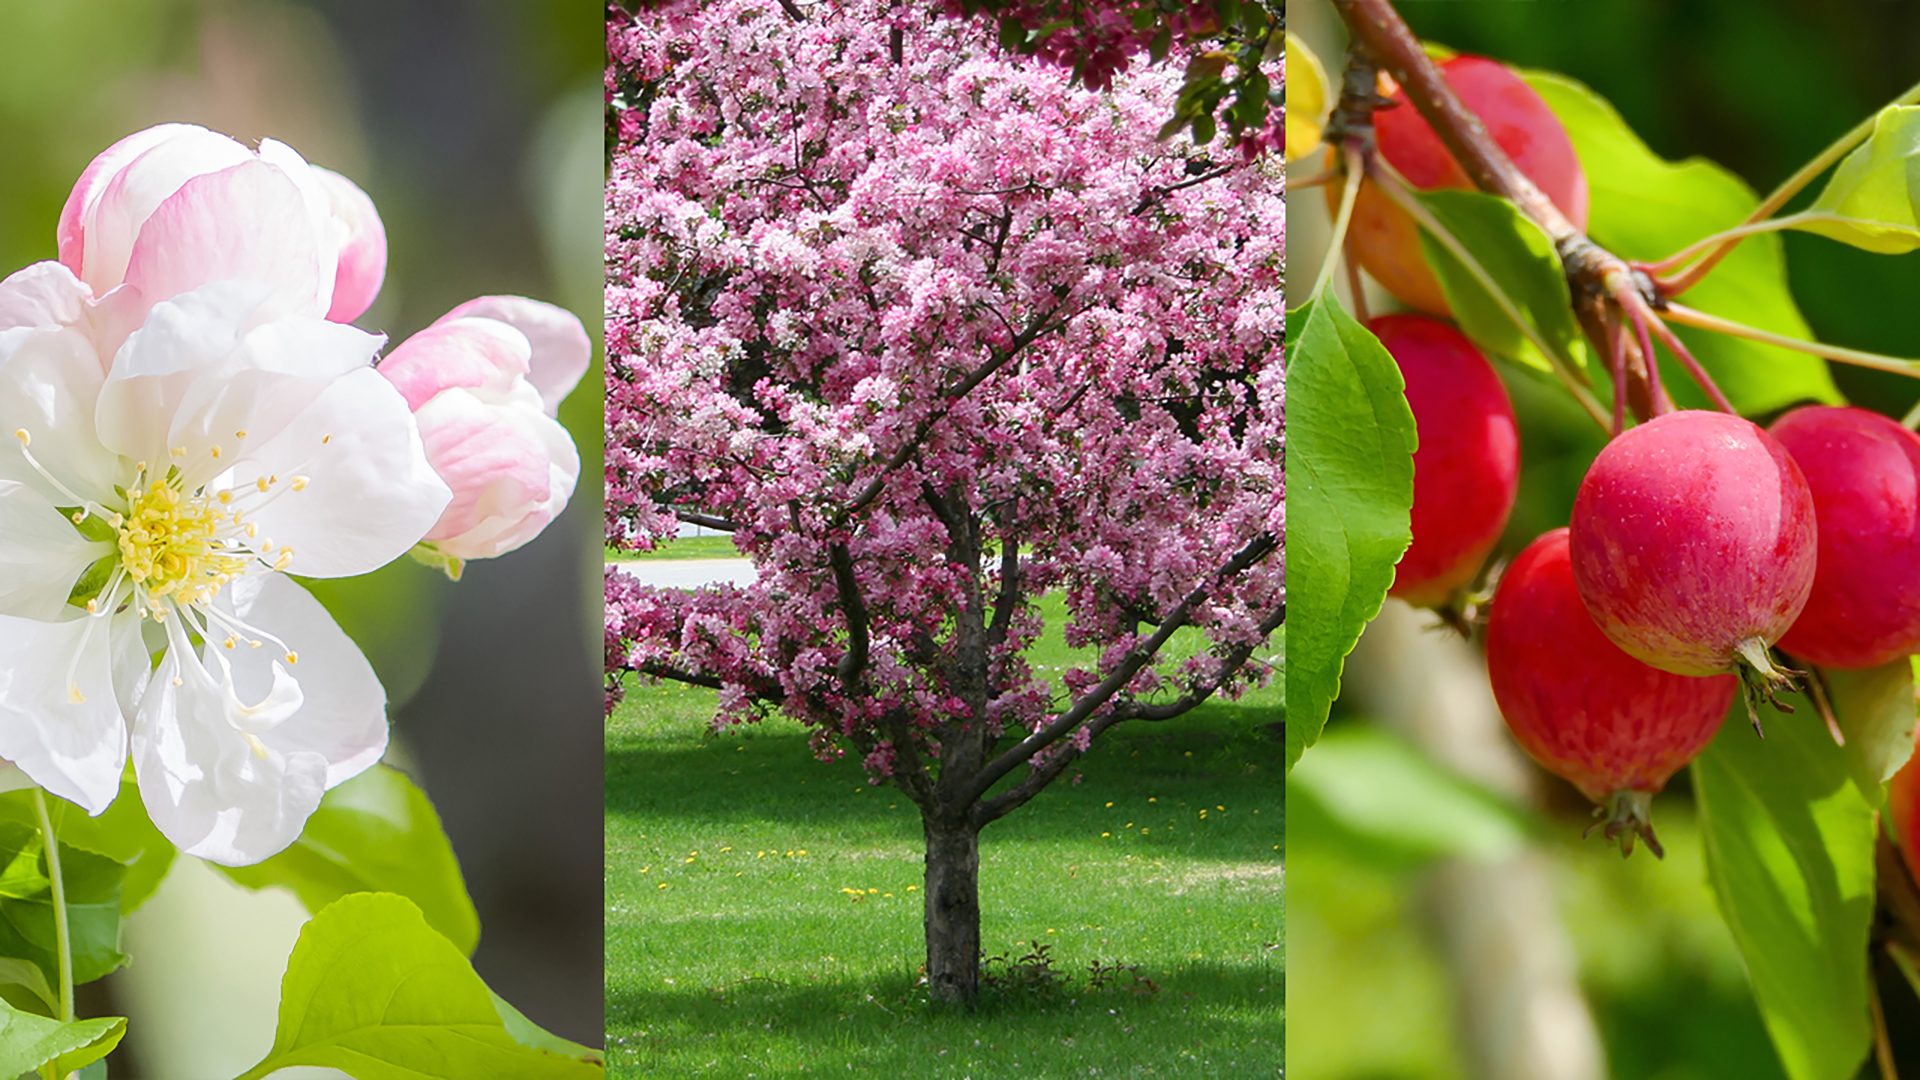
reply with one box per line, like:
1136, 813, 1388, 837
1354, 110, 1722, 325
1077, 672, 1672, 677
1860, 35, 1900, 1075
290, 476, 309, 491
210, 445, 222, 459
321, 434, 334, 445
235, 429, 248, 439
244, 732, 269, 759
224, 636, 237, 650
284, 651, 298, 664
12, 429, 27, 446
67, 685, 84, 704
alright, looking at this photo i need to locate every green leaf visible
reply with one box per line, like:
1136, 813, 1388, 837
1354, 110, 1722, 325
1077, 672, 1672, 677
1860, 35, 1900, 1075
1799, 106, 1920, 254
0, 781, 176, 916
215, 766, 480, 955
0, 997, 123, 1078
1822, 659, 1917, 804
491, 990, 604, 1064
1524, 71, 1842, 416
1415, 188, 1589, 377
1288, 725, 1533, 870
1282, 297, 1416, 773
1693, 694, 1874, 1080
0, 957, 53, 1015
0, 826, 124, 990
234, 892, 602, 1080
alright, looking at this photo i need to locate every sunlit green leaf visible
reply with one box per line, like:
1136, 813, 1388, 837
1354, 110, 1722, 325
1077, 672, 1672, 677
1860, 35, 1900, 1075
0, 780, 176, 916
1694, 693, 1874, 1080
1798, 105, 1920, 254
0, 996, 123, 1078
1822, 658, 1917, 803
234, 892, 601, 1080
1283, 296, 1415, 773
1525, 71, 1842, 416
0, 826, 124, 991
1415, 188, 1588, 377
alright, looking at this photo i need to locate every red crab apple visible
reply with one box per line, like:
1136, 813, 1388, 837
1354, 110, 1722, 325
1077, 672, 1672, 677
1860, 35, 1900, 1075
1487, 528, 1735, 857
1569, 410, 1816, 731
1332, 54, 1589, 318
1770, 405, 1920, 669
1371, 314, 1519, 608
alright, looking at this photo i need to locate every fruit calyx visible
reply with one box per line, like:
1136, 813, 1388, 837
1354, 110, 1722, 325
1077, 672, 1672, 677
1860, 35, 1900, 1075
1733, 636, 1802, 738
1583, 789, 1664, 859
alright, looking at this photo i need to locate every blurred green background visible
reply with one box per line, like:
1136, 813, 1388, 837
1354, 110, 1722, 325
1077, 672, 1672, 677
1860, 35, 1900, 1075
0, 0, 603, 1073
1289, 1, 1920, 1078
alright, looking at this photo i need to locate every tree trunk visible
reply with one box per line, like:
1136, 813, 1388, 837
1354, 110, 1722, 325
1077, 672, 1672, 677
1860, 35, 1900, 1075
922, 815, 981, 1006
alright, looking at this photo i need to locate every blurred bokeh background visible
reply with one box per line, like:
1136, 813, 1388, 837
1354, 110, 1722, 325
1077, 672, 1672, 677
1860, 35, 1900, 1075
0, 0, 603, 1073
1289, 1, 1920, 1078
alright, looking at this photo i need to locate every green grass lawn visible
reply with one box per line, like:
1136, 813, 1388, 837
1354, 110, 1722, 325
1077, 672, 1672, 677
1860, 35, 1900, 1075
605, 609, 1283, 1077
607, 535, 741, 562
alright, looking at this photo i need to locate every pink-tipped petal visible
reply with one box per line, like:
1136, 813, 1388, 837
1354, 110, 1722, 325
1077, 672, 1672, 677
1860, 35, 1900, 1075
77, 126, 253, 296
417, 387, 579, 560
435, 296, 590, 414
124, 160, 332, 320
376, 318, 530, 411
312, 166, 388, 324
57, 124, 200, 282
0, 262, 90, 333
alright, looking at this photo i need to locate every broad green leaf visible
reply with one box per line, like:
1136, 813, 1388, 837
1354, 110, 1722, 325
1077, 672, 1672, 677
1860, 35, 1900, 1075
491, 990, 605, 1063
0, 780, 176, 916
1525, 71, 1842, 416
234, 892, 601, 1080
0, 997, 123, 1078
0, 957, 52, 1015
0, 826, 124, 990
1799, 106, 1920, 254
1415, 188, 1589, 377
1283, 297, 1416, 773
1693, 694, 1874, 1080
1822, 659, 1917, 803
1287, 725, 1533, 870
216, 766, 480, 955
1283, 31, 1328, 162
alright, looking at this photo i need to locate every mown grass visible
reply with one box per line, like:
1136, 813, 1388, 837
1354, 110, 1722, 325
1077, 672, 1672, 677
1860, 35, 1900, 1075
606, 535, 741, 562
604, 605, 1283, 1078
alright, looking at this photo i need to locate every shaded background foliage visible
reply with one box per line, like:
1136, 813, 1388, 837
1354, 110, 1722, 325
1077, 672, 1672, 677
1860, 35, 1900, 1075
0, 0, 603, 1067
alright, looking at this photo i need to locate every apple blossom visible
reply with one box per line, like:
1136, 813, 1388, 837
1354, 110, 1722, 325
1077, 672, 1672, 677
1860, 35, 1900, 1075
0, 266, 449, 864
56, 123, 386, 326
378, 301, 585, 564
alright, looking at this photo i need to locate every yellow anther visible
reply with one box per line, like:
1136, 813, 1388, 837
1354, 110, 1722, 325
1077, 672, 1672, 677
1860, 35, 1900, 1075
12, 429, 27, 446
284, 651, 298, 665
134, 461, 146, 473
224, 637, 237, 650
256, 477, 271, 492
70, 510, 84, 523
170, 446, 186, 457
290, 476, 309, 491
218, 491, 231, 504
171, 676, 182, 687
210, 445, 222, 459
67, 685, 84, 704
235, 429, 248, 439
321, 434, 334, 445
244, 732, 269, 760
274, 551, 293, 571
245, 522, 258, 538
84, 599, 98, 613
249, 640, 261, 648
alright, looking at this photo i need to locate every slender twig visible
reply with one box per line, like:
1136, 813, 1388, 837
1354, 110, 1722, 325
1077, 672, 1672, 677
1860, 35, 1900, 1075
1288, 167, 1341, 189
1663, 303, 1920, 378
1608, 319, 1628, 436
1624, 297, 1674, 416
32, 790, 72, 1024
1871, 971, 1899, 1080
1901, 396, 1920, 430
1313, 149, 1365, 299
1614, 289, 1735, 414
1343, 230, 1371, 326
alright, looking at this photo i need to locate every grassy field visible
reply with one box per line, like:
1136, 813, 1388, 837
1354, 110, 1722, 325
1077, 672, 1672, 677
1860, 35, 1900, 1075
606, 535, 741, 562
604, 609, 1284, 1077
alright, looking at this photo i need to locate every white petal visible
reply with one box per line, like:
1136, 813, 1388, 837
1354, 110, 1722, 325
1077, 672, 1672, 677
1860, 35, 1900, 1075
78, 127, 253, 295
0, 612, 130, 815
0, 481, 111, 620
236, 369, 451, 578
0, 325, 120, 501
96, 282, 277, 467
223, 574, 388, 787
0, 262, 90, 333
131, 613, 328, 865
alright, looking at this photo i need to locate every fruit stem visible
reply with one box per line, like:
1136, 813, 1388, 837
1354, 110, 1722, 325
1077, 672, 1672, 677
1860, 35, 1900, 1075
1733, 637, 1801, 738
1901, 395, 1920, 431
1614, 288, 1736, 415
1585, 789, 1663, 859
1663, 302, 1920, 378
1313, 144, 1367, 300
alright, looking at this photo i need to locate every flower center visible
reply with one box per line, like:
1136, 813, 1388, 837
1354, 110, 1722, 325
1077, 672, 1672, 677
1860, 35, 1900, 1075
116, 480, 252, 608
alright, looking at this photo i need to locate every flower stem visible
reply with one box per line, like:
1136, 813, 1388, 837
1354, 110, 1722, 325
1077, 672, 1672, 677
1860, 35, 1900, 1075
32, 789, 73, 1025
1312, 145, 1366, 300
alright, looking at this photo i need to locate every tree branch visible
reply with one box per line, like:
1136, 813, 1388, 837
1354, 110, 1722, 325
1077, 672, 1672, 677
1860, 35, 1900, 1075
830, 543, 871, 692
675, 511, 740, 532
959, 531, 1279, 807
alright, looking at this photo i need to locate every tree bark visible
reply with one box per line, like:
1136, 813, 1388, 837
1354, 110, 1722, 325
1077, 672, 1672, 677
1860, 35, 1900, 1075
922, 814, 982, 1006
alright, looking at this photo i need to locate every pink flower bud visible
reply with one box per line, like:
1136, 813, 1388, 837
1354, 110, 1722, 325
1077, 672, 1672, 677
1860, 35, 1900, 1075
57, 123, 384, 323
377, 312, 580, 561
432, 295, 590, 416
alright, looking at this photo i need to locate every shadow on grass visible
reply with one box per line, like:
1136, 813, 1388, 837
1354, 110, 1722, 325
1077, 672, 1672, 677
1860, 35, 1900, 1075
606, 960, 1281, 1077
607, 705, 1283, 861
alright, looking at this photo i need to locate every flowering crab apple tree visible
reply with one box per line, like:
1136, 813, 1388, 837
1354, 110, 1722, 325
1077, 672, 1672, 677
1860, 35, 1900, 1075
605, 0, 1282, 1005
0, 123, 597, 1076
1289, 1, 1920, 1075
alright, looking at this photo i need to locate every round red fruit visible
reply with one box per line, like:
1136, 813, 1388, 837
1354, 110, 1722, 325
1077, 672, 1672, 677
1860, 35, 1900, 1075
1569, 410, 1816, 679
1337, 55, 1589, 318
1488, 528, 1734, 856
1372, 314, 1520, 608
1771, 405, 1920, 669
